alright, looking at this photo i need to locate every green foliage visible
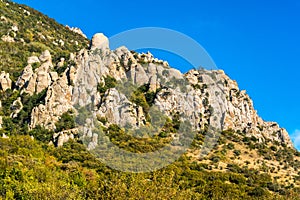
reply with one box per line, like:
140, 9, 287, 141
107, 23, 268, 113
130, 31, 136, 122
97, 76, 117, 94
1, 135, 300, 199
104, 124, 172, 153
29, 125, 54, 142
0, 0, 88, 80
0, 89, 48, 136
55, 110, 76, 132
227, 142, 235, 150
130, 88, 150, 114
233, 149, 241, 156
18, 89, 47, 123
0, 89, 19, 116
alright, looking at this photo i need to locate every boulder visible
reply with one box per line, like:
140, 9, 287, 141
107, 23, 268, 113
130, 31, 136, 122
1, 35, 14, 43
0, 72, 12, 91
27, 56, 40, 64
90, 33, 109, 50
39, 50, 52, 62
16, 65, 34, 88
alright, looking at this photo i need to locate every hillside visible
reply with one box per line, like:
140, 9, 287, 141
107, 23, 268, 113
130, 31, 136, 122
0, 1, 300, 199
0, 0, 88, 81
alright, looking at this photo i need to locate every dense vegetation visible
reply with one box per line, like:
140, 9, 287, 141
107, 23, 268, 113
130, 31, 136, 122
0, 0, 88, 138
0, 88, 48, 136
1, 134, 300, 200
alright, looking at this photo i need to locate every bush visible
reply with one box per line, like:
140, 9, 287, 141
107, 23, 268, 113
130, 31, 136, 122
29, 125, 54, 142
227, 143, 235, 150
233, 150, 241, 156
97, 76, 117, 94
270, 145, 278, 151
55, 110, 76, 132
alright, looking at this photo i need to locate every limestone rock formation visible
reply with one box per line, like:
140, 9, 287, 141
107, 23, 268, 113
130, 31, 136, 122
53, 128, 78, 147
1, 35, 14, 43
10, 97, 23, 118
16, 50, 54, 95
16, 65, 33, 89
30, 72, 73, 130
39, 50, 52, 62
0, 71, 12, 91
11, 33, 294, 148
90, 33, 109, 51
97, 88, 146, 127
66, 25, 87, 38
27, 56, 40, 64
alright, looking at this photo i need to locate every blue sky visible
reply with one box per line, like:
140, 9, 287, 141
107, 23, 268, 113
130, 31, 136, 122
13, 0, 300, 150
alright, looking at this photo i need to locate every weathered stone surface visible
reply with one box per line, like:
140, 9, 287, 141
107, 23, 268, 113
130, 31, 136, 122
25, 73, 37, 95
27, 56, 40, 64
90, 33, 109, 50
39, 50, 51, 62
66, 25, 87, 38
21, 33, 294, 148
57, 57, 65, 68
182, 70, 294, 147
18, 51, 53, 95
16, 65, 33, 88
167, 68, 183, 80
0, 71, 12, 91
30, 73, 73, 130
10, 97, 23, 118
1, 35, 14, 43
36, 69, 52, 93
53, 128, 78, 147
49, 72, 58, 82
97, 88, 145, 127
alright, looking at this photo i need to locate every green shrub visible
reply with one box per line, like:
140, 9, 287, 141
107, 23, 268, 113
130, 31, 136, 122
97, 76, 117, 94
233, 149, 241, 156
55, 110, 76, 132
227, 143, 235, 150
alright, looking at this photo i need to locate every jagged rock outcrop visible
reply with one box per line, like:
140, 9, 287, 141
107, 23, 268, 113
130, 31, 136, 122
39, 50, 52, 62
1, 35, 14, 43
66, 25, 87, 39
0, 71, 12, 91
97, 88, 146, 127
184, 69, 292, 146
10, 97, 23, 118
16, 50, 54, 94
53, 128, 78, 147
13, 33, 293, 148
27, 56, 40, 64
30, 72, 73, 130
90, 33, 109, 51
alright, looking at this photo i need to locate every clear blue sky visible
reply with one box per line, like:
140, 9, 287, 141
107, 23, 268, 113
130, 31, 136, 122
13, 0, 300, 149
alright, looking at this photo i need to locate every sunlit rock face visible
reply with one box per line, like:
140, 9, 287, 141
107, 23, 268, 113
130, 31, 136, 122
5, 33, 292, 148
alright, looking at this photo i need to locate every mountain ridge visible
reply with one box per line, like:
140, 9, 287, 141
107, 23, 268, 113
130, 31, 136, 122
1, 1, 300, 199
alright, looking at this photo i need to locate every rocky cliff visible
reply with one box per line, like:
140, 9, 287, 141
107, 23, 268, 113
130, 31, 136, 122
0, 33, 293, 149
